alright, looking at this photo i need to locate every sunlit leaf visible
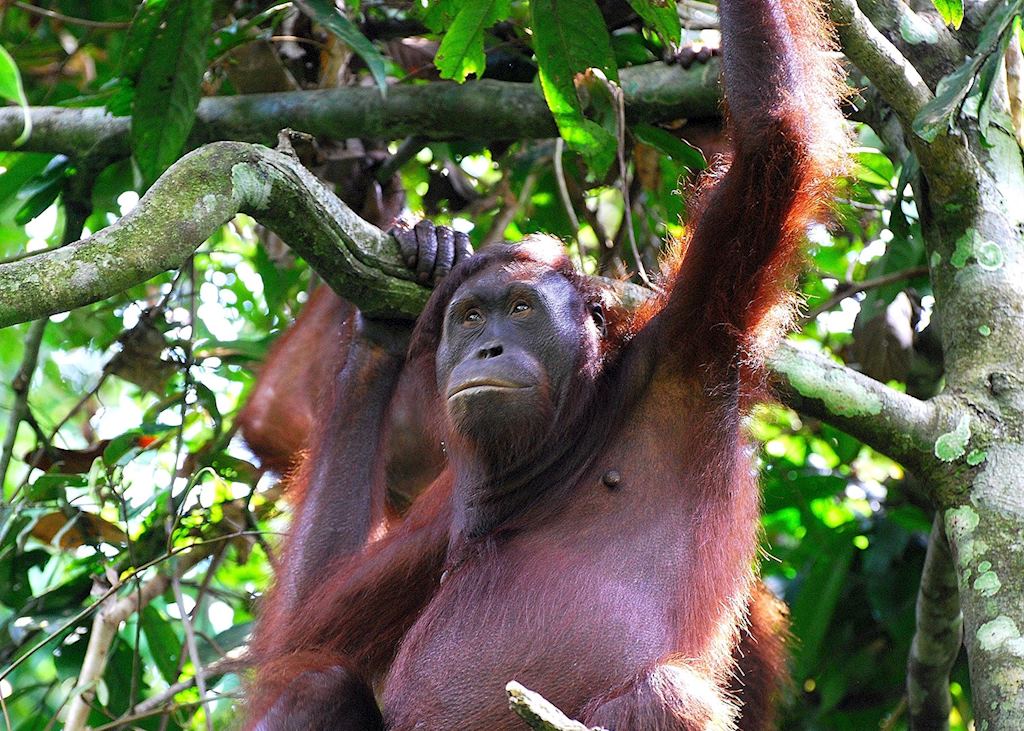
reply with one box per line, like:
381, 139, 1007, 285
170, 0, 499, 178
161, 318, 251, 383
435, 0, 511, 82
930, 0, 964, 29
297, 0, 388, 93
142, 604, 183, 684
627, 0, 681, 47
913, 1, 1022, 141
0, 45, 31, 146
633, 123, 706, 171
129, 0, 213, 184
531, 0, 619, 175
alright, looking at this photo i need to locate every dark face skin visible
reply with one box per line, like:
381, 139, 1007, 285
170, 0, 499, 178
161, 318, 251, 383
436, 262, 601, 459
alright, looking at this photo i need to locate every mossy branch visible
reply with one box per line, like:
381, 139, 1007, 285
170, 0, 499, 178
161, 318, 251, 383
0, 141, 430, 327
907, 514, 963, 731
0, 139, 938, 473
770, 343, 939, 471
826, 0, 933, 126
0, 62, 722, 156
506, 682, 603, 731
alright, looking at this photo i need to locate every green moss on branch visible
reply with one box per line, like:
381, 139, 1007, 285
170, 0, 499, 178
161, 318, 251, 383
0, 62, 721, 156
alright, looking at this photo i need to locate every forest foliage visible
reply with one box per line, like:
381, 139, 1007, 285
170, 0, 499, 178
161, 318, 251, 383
0, 0, 1016, 728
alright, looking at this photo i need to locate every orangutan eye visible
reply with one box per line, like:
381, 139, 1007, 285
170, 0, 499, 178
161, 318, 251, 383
463, 309, 483, 325
510, 300, 531, 315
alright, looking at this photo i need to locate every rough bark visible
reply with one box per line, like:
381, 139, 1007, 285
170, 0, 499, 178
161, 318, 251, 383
834, 2, 1024, 727
0, 3, 1022, 721
0, 142, 429, 326
0, 62, 721, 158
907, 515, 963, 731
0, 138, 934, 501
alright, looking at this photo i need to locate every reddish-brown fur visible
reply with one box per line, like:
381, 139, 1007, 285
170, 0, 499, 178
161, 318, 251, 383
238, 286, 442, 510
238, 286, 354, 478
248, 1, 843, 728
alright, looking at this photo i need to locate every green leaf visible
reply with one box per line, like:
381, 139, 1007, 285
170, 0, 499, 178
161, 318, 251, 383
130, 0, 213, 185
296, 0, 388, 94
977, 20, 1015, 142
14, 155, 70, 225
141, 604, 183, 684
912, 1, 1022, 141
851, 147, 896, 188
0, 44, 32, 146
193, 381, 223, 435
0, 153, 54, 210
627, 0, 681, 47
930, 0, 964, 29
420, 0, 460, 33
611, 32, 657, 66
0, 549, 48, 607
25, 473, 88, 502
435, 0, 511, 82
633, 123, 706, 171
789, 526, 857, 680
121, 0, 172, 79
531, 0, 619, 175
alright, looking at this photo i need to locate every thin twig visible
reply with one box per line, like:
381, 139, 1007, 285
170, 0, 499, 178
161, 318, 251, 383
0, 318, 46, 497
269, 34, 329, 50
125, 656, 247, 720
481, 172, 538, 247
553, 138, 584, 269
91, 691, 243, 730
160, 546, 226, 731
907, 515, 962, 730
376, 135, 427, 183
801, 265, 929, 324
12, 2, 131, 29
0, 532, 260, 684
171, 574, 213, 731
613, 80, 653, 288
62, 541, 220, 731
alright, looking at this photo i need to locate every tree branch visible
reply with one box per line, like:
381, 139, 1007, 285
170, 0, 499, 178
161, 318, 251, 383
856, 0, 963, 87
0, 62, 722, 156
0, 141, 429, 327
0, 139, 936, 473
63, 543, 219, 731
0, 319, 45, 495
770, 342, 940, 471
801, 264, 930, 324
907, 514, 962, 731
827, 0, 933, 125
506, 682, 602, 731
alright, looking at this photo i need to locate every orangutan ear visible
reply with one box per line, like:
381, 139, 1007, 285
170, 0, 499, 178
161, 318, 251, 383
591, 303, 607, 338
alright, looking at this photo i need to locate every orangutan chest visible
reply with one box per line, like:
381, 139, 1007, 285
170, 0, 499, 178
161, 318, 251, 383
380, 537, 678, 730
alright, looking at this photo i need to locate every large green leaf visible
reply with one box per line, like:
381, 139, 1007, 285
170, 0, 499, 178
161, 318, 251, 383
0, 153, 53, 210
633, 123, 706, 171
121, 0, 172, 79
435, 0, 511, 82
912, 1, 1022, 141
0, 44, 31, 146
627, 0, 680, 47
789, 526, 857, 681
141, 604, 183, 684
421, 0, 460, 33
930, 0, 964, 29
531, 0, 619, 175
129, 0, 213, 185
297, 0, 388, 93
977, 17, 1016, 141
